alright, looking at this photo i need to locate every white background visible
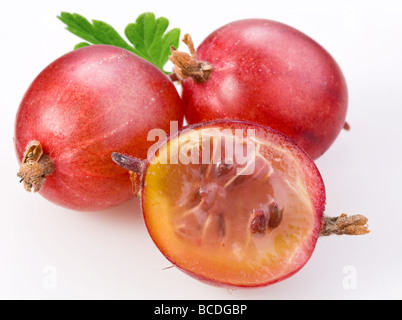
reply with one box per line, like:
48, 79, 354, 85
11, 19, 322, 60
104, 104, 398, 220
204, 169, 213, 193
1, 0, 401, 300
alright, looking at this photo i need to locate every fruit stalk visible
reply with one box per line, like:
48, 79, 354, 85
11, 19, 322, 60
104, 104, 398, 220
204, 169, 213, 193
112, 152, 146, 197
169, 34, 212, 83
320, 214, 369, 236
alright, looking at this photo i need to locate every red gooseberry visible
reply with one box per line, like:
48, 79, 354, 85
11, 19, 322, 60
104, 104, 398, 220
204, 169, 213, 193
170, 19, 348, 159
15, 44, 184, 211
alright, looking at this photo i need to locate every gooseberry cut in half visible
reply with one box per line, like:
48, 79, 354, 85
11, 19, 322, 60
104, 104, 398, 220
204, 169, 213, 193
113, 121, 332, 287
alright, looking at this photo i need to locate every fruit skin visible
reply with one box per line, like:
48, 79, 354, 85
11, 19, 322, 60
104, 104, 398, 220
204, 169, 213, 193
15, 44, 184, 211
113, 120, 326, 287
181, 19, 348, 160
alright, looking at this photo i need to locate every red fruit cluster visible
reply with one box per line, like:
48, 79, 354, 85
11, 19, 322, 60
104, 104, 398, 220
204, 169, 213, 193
15, 17, 368, 288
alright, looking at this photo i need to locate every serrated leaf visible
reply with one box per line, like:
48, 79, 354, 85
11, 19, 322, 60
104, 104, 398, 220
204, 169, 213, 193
124, 13, 180, 71
91, 20, 135, 52
58, 13, 101, 44
58, 11, 181, 73
58, 13, 135, 53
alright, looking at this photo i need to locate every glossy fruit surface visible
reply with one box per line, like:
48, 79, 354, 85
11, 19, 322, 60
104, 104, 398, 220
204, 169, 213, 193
117, 120, 326, 287
15, 45, 184, 211
180, 19, 348, 159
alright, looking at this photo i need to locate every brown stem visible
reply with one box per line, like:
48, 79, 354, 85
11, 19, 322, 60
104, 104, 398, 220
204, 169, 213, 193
169, 34, 212, 83
112, 152, 147, 197
343, 122, 351, 131
17, 141, 54, 192
168, 72, 180, 82
129, 171, 143, 197
320, 213, 370, 236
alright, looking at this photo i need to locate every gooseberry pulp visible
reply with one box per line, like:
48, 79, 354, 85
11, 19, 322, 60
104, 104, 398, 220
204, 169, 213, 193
112, 120, 368, 287
170, 19, 348, 159
15, 45, 184, 211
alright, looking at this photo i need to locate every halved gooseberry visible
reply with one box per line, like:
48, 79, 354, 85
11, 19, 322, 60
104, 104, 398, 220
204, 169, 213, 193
112, 120, 369, 287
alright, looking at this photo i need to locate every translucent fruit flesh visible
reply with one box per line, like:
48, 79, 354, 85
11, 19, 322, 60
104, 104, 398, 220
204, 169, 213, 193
142, 122, 324, 287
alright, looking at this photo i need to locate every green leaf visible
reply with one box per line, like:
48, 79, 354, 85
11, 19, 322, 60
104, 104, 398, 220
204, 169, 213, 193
58, 13, 102, 45
58, 12, 180, 73
74, 42, 90, 50
159, 28, 180, 67
125, 13, 181, 71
